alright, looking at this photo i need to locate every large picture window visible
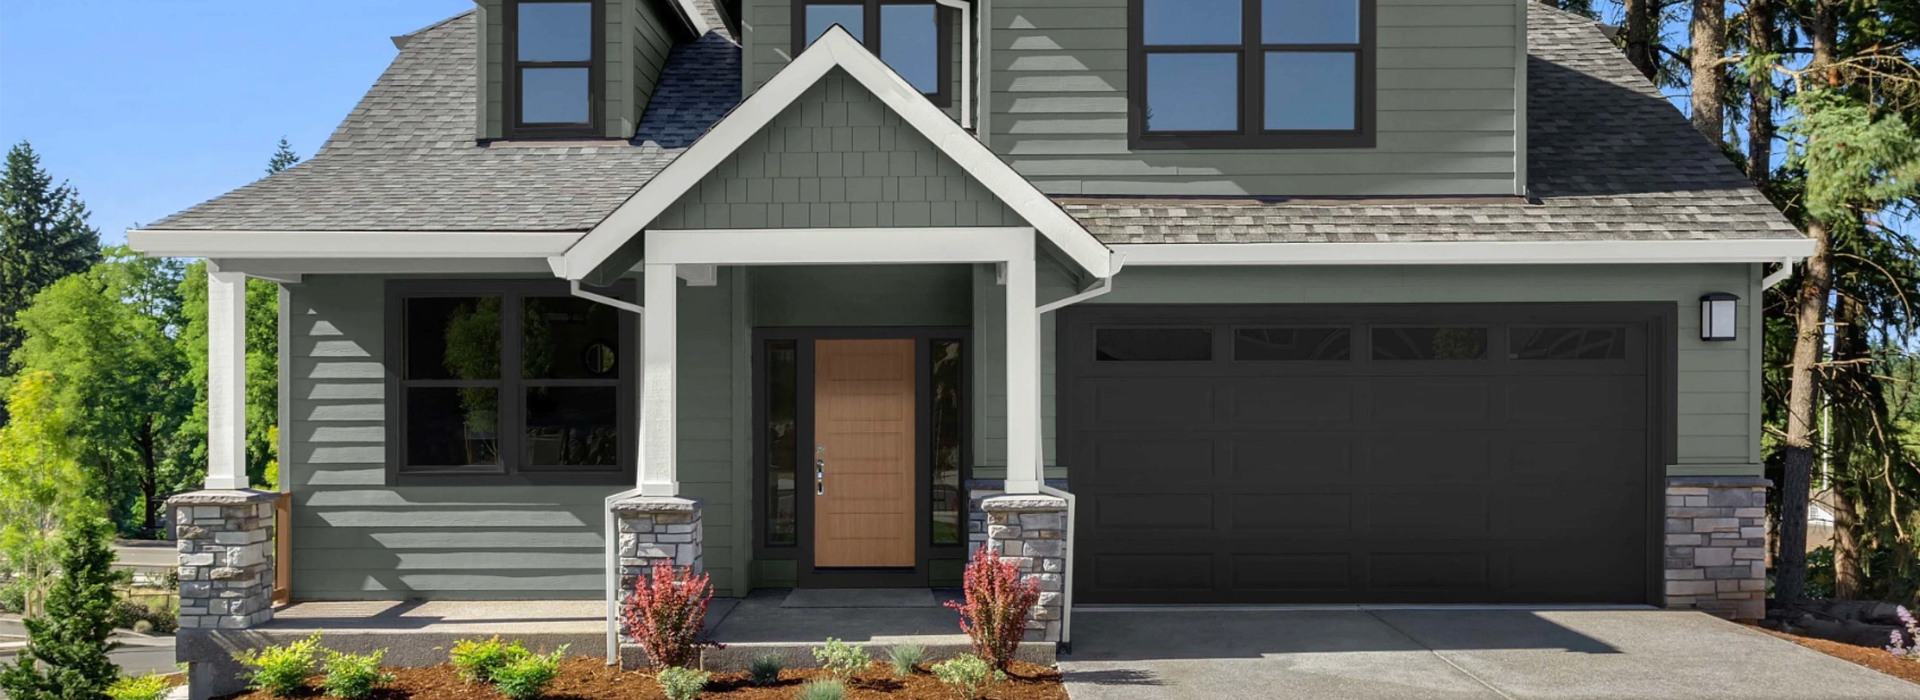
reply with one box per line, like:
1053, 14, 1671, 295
387, 280, 634, 485
1130, 0, 1374, 149
794, 0, 953, 107
507, 0, 604, 138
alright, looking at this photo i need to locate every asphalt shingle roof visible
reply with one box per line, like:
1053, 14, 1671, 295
149, 2, 1800, 246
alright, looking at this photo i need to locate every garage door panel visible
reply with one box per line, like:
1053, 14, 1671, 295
1506, 376, 1646, 425
1503, 431, 1649, 483
1228, 377, 1356, 422
1087, 378, 1215, 424
1505, 542, 1647, 600
1091, 494, 1214, 532
1227, 436, 1355, 484
1366, 434, 1494, 484
1085, 437, 1215, 486
1369, 381, 1494, 422
1498, 487, 1646, 538
1230, 553, 1354, 592
1230, 494, 1354, 533
1090, 553, 1215, 593
1367, 492, 1490, 538
1366, 552, 1491, 592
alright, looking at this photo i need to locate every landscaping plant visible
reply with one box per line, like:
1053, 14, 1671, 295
232, 632, 322, 698
795, 678, 847, 700
656, 665, 712, 700
620, 562, 722, 668
944, 545, 1041, 671
0, 515, 124, 700
104, 673, 172, 700
321, 648, 394, 699
748, 652, 785, 686
490, 645, 567, 700
931, 654, 1003, 700
811, 637, 871, 682
450, 635, 530, 683
888, 643, 926, 676
1889, 606, 1920, 660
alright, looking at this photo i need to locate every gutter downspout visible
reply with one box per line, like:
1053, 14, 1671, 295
1029, 252, 1124, 651
572, 279, 647, 665
933, 0, 974, 130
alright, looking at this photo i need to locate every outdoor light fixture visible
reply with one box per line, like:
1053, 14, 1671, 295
1700, 292, 1739, 341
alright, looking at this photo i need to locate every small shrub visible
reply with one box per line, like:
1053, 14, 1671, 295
888, 643, 926, 676
104, 674, 172, 700
110, 599, 177, 635
0, 580, 24, 614
322, 649, 394, 699
931, 654, 1004, 700
748, 653, 785, 686
1889, 606, 1920, 660
619, 562, 722, 669
233, 631, 322, 698
490, 645, 567, 700
794, 678, 846, 700
944, 545, 1041, 671
811, 638, 870, 682
657, 665, 712, 700
450, 636, 530, 683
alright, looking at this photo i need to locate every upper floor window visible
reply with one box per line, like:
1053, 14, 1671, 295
1129, 0, 1375, 149
509, 0, 603, 138
794, 0, 952, 107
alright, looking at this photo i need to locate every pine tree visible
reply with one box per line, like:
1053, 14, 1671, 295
0, 515, 122, 699
266, 138, 301, 175
0, 142, 102, 378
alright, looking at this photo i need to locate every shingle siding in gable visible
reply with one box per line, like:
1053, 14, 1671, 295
651, 69, 1024, 229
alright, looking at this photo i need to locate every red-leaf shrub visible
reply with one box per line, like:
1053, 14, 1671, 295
619, 563, 721, 668
943, 545, 1041, 671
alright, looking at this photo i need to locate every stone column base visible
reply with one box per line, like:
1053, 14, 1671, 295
611, 495, 703, 669
1664, 477, 1770, 620
981, 494, 1067, 642
170, 489, 278, 699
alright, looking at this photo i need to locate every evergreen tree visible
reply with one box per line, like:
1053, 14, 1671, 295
266, 137, 301, 175
0, 142, 102, 379
0, 515, 122, 700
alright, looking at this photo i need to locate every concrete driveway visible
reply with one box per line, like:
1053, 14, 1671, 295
1060, 607, 1920, 700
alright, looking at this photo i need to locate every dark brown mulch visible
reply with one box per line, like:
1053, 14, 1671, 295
1749, 624, 1920, 686
215, 657, 1068, 700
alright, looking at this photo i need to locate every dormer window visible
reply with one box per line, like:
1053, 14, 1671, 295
508, 0, 603, 138
1129, 0, 1375, 149
794, 0, 953, 107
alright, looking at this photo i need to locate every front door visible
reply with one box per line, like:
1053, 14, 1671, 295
813, 339, 917, 568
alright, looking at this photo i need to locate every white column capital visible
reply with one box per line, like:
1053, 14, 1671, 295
205, 268, 249, 491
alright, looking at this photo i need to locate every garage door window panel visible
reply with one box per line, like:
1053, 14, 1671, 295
1094, 327, 1214, 362
1371, 326, 1489, 361
1233, 326, 1351, 361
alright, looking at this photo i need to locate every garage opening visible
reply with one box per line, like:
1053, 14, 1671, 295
1060, 303, 1671, 605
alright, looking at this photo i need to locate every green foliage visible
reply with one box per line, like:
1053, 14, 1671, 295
656, 665, 711, 700
176, 260, 280, 491
321, 649, 393, 699
888, 643, 926, 676
810, 638, 870, 682
0, 372, 95, 616
233, 632, 321, 698
0, 515, 124, 700
748, 653, 784, 686
450, 636, 531, 683
104, 673, 171, 700
109, 597, 177, 635
489, 646, 566, 700
0, 141, 101, 381
1784, 89, 1920, 224
266, 138, 301, 175
930, 654, 1003, 700
794, 678, 847, 700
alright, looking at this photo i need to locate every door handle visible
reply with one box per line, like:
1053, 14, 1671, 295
815, 459, 825, 495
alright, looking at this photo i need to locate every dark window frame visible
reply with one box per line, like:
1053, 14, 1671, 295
1128, 0, 1377, 150
792, 0, 954, 108
505, 0, 606, 139
385, 279, 636, 486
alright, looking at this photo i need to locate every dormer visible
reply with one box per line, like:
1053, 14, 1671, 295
472, 0, 728, 140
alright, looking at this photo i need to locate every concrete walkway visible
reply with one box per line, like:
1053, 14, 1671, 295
1060, 607, 1920, 700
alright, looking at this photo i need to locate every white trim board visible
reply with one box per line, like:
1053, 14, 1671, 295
644, 227, 1033, 265
1114, 239, 1816, 266
127, 229, 583, 259
557, 26, 1113, 280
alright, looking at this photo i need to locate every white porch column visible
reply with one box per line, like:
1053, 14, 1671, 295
639, 263, 679, 496
1004, 252, 1042, 494
205, 267, 249, 490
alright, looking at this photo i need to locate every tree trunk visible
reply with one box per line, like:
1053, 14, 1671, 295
1690, 0, 1726, 140
1624, 0, 1658, 81
1830, 296, 1865, 599
137, 417, 159, 535
1778, 221, 1833, 605
1745, 0, 1774, 188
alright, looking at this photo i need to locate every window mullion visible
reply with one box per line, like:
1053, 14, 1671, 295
1243, 0, 1259, 137
502, 292, 524, 474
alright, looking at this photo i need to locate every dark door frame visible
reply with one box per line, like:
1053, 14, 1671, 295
752, 326, 972, 588
1056, 302, 1677, 605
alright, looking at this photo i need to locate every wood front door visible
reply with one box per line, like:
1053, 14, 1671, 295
812, 339, 917, 568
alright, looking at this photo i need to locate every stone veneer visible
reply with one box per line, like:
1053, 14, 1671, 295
966, 479, 1068, 551
172, 489, 278, 630
980, 494, 1068, 642
1664, 476, 1770, 620
611, 495, 704, 669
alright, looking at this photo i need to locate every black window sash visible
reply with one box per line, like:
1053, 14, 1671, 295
793, 0, 954, 108
506, 0, 605, 138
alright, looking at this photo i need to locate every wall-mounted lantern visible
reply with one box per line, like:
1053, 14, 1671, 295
1700, 292, 1739, 341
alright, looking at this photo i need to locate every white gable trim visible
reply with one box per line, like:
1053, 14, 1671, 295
1113, 238, 1816, 266
556, 26, 1113, 280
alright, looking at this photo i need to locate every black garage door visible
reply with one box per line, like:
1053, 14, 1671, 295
1061, 304, 1668, 605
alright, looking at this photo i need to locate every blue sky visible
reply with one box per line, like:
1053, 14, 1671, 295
0, 0, 471, 244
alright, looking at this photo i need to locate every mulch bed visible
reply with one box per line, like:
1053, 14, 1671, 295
1750, 624, 1920, 686
215, 657, 1068, 700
